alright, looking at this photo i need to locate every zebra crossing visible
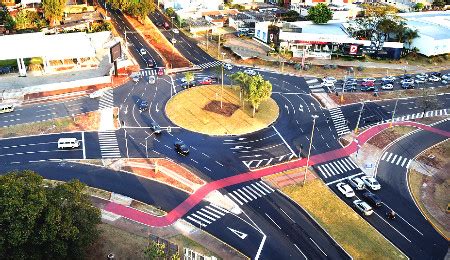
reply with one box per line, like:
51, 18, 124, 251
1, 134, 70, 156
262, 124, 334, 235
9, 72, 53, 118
98, 130, 121, 158
224, 181, 275, 206
185, 204, 229, 228
305, 78, 327, 93
316, 157, 360, 179
197, 61, 222, 69
329, 107, 350, 136
99, 88, 114, 110
380, 152, 412, 168
390, 109, 449, 123
139, 68, 158, 77
242, 153, 296, 169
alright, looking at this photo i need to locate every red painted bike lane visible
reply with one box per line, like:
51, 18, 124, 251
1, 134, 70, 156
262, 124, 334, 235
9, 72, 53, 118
104, 121, 450, 227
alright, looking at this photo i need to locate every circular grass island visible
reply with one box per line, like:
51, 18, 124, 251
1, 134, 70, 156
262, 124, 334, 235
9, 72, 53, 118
165, 85, 279, 136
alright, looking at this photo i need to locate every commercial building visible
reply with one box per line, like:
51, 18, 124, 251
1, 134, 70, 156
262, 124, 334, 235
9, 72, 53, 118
399, 11, 450, 57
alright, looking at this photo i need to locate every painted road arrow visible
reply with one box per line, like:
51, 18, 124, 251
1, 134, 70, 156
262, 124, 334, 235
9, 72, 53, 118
227, 227, 248, 239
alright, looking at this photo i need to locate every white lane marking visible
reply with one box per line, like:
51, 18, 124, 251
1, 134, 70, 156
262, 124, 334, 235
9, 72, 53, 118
280, 208, 295, 223
294, 244, 308, 259
215, 161, 224, 167
374, 211, 411, 243
309, 238, 327, 256
272, 125, 296, 157
82, 131, 86, 159
190, 213, 212, 224
265, 213, 281, 229
325, 172, 365, 186
205, 205, 225, 216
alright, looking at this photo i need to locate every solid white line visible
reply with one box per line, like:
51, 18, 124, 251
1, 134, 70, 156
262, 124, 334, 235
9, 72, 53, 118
272, 125, 296, 157
374, 211, 411, 242
82, 131, 86, 159
265, 213, 281, 229
280, 208, 295, 223
293, 244, 308, 259
309, 238, 327, 256
255, 234, 267, 260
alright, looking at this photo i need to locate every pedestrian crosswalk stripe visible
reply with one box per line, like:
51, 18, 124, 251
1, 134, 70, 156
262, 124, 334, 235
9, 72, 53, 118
401, 157, 408, 167
198, 61, 223, 69
328, 107, 350, 136
256, 182, 270, 193
251, 183, 266, 195
209, 204, 229, 213
259, 181, 275, 192
196, 210, 216, 221
238, 189, 253, 201
386, 152, 393, 162
333, 161, 344, 174
186, 216, 205, 226
98, 130, 121, 158
336, 160, 347, 172
190, 213, 212, 224
406, 159, 412, 168
227, 193, 243, 205
325, 164, 335, 176
243, 187, 258, 199
205, 206, 225, 216
391, 154, 397, 163
247, 185, 262, 197
139, 69, 158, 77
200, 208, 220, 218
381, 152, 388, 160
233, 190, 248, 203
396, 156, 403, 165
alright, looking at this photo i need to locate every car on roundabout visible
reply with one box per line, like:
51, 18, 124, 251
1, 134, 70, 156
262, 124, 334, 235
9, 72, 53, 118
361, 176, 381, 191
149, 121, 162, 134
148, 76, 156, 84
140, 48, 147, 55
381, 84, 394, 90
198, 77, 213, 85
138, 100, 149, 112
174, 141, 189, 155
181, 81, 197, 89
336, 182, 355, 198
353, 199, 374, 216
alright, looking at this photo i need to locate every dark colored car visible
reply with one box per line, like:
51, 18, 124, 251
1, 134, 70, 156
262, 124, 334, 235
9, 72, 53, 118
149, 121, 161, 134
360, 85, 376, 92
399, 74, 412, 80
208, 76, 220, 83
174, 141, 189, 155
430, 72, 441, 77
181, 81, 197, 89
362, 192, 382, 207
401, 83, 414, 89
148, 59, 156, 68
155, 21, 163, 27
138, 100, 149, 112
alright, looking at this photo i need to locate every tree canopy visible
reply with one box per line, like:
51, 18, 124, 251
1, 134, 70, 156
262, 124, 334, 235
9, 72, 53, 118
432, 0, 446, 9
107, 0, 155, 21
230, 72, 273, 117
307, 3, 333, 24
0, 170, 101, 259
42, 0, 66, 26
184, 71, 194, 85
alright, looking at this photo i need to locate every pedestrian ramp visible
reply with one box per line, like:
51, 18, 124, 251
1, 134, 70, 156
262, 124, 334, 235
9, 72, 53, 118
329, 107, 350, 136
98, 130, 121, 159
185, 204, 229, 228
224, 181, 275, 206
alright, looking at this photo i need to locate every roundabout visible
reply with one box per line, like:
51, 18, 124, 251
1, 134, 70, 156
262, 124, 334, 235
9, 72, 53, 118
165, 85, 279, 135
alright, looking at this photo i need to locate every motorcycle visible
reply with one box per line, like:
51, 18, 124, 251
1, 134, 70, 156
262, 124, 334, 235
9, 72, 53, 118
386, 210, 396, 220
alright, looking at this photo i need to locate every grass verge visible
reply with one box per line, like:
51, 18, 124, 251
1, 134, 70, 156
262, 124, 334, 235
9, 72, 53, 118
165, 85, 279, 135
282, 179, 407, 260
367, 126, 416, 149
168, 235, 221, 260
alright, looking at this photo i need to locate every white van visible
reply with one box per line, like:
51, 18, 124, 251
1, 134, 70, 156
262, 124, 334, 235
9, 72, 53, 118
57, 138, 80, 149
0, 104, 14, 114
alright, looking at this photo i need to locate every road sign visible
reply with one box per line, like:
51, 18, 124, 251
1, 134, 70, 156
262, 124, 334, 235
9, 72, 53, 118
349, 44, 358, 55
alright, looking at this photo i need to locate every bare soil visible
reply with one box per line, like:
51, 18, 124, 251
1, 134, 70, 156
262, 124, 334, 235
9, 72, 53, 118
367, 126, 416, 149
203, 100, 240, 117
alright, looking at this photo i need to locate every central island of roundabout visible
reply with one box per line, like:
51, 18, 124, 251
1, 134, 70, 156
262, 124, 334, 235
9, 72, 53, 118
165, 85, 279, 135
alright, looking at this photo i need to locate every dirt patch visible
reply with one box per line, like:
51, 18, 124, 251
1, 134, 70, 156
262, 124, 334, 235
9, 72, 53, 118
203, 100, 240, 117
366, 126, 416, 149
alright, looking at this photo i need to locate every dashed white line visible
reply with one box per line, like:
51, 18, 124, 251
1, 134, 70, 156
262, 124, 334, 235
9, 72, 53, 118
265, 213, 281, 229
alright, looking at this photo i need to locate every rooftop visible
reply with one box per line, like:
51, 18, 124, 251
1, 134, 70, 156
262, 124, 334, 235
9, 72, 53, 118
288, 21, 348, 36
399, 11, 450, 40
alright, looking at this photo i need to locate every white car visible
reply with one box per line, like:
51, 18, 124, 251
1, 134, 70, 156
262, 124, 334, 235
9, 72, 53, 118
348, 177, 365, 190
428, 75, 440, 82
148, 75, 156, 84
244, 69, 257, 76
353, 199, 373, 216
363, 77, 376, 82
401, 78, 414, 85
224, 64, 233, 70
416, 73, 428, 78
361, 176, 381, 191
381, 76, 396, 82
381, 84, 394, 90
323, 76, 337, 84
442, 73, 450, 80
172, 28, 179, 34
321, 81, 335, 88
89, 89, 105, 99
140, 48, 147, 55
336, 182, 355, 198
414, 77, 427, 84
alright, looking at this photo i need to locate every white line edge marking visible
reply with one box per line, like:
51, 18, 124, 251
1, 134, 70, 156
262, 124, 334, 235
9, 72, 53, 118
294, 244, 308, 259
82, 131, 86, 159
272, 125, 297, 157
309, 237, 327, 256
280, 208, 295, 223
265, 213, 281, 229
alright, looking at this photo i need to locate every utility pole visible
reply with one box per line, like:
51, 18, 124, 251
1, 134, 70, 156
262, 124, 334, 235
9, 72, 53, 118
341, 74, 347, 103
354, 101, 365, 134
217, 33, 221, 59
304, 115, 319, 186
206, 29, 209, 51
221, 52, 225, 109
390, 98, 399, 127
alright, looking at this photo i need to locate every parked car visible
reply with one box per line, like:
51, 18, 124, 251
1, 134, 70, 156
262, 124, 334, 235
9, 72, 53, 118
323, 76, 337, 84
348, 177, 365, 190
428, 75, 440, 82
224, 64, 233, 70
163, 22, 170, 30
138, 100, 149, 112
181, 81, 197, 89
174, 141, 189, 155
198, 77, 213, 85
172, 28, 179, 34
89, 89, 106, 99
430, 72, 441, 77
401, 83, 414, 89
208, 76, 220, 83
155, 21, 163, 27
140, 48, 147, 55
360, 85, 376, 92
399, 74, 412, 79
353, 199, 374, 216
416, 73, 428, 79
363, 77, 376, 82
414, 77, 427, 84
336, 182, 355, 198
362, 192, 382, 207
148, 76, 156, 84
401, 78, 414, 85
321, 81, 335, 88
381, 76, 396, 82
149, 121, 161, 134
361, 81, 375, 87
381, 84, 394, 90
441, 73, 450, 80
361, 176, 381, 191
244, 69, 257, 76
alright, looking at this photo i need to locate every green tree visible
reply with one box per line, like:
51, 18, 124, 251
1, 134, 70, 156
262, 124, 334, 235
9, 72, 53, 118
414, 3, 425, 11
42, 0, 66, 26
171, 252, 181, 260
135, 0, 155, 21
0, 170, 101, 259
165, 7, 175, 17
403, 28, 419, 50
15, 10, 46, 30
282, 10, 300, 22
144, 240, 166, 259
307, 3, 333, 24
432, 0, 446, 9
90, 21, 112, 32
184, 71, 194, 86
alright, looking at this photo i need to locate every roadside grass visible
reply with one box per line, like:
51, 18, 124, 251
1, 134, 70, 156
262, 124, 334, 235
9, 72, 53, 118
408, 169, 450, 239
165, 85, 279, 135
282, 179, 407, 260
168, 235, 221, 260
0, 111, 100, 138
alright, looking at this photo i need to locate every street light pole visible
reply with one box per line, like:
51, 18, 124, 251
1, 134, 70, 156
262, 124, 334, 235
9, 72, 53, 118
304, 115, 319, 186
217, 33, 221, 59
390, 98, 399, 127
354, 101, 365, 134
221, 52, 225, 109
341, 74, 347, 103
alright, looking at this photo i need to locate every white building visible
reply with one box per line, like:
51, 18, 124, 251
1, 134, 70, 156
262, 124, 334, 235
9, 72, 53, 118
162, 0, 222, 11
399, 11, 450, 57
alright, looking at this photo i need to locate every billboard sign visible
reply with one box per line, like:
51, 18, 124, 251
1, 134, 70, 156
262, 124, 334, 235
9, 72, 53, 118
110, 42, 122, 63
349, 44, 358, 55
